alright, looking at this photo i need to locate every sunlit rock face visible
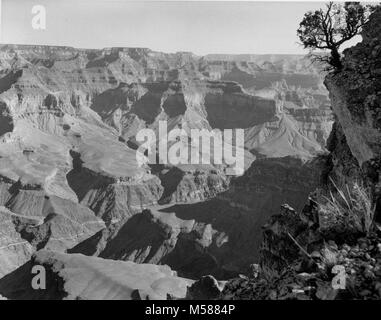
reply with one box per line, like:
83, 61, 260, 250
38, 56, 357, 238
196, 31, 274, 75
0, 250, 193, 300
0, 206, 34, 279
0, 44, 333, 288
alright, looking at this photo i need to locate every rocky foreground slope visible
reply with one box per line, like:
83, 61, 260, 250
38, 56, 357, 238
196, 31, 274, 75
0, 43, 333, 296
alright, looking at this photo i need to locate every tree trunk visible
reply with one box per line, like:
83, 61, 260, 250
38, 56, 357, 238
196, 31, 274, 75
330, 48, 343, 71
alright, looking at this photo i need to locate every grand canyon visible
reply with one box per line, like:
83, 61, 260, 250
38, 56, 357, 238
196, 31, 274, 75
0, 2, 380, 301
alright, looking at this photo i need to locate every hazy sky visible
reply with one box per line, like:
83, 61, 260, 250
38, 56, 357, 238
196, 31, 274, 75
1, 1, 333, 55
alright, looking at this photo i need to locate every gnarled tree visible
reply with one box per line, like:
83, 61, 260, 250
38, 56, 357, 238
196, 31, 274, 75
297, 2, 375, 71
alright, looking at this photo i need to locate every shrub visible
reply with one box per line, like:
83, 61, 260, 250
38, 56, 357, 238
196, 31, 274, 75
316, 178, 375, 235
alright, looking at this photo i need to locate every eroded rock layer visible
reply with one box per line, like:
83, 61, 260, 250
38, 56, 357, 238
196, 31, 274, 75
0, 44, 333, 294
0, 250, 192, 300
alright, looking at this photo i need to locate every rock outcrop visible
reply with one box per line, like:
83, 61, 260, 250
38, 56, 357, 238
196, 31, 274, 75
221, 202, 381, 300
0, 206, 34, 278
0, 250, 192, 300
324, 7, 381, 216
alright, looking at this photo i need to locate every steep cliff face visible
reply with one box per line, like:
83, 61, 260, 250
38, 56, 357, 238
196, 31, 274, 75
69, 157, 324, 280
324, 7, 381, 217
69, 208, 233, 279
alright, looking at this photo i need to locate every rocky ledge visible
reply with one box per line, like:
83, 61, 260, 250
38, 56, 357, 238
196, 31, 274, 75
220, 204, 381, 300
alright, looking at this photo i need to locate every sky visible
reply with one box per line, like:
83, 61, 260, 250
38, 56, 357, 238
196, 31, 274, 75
0, 0, 349, 55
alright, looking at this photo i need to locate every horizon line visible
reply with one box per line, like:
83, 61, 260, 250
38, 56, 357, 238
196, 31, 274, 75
0, 42, 310, 57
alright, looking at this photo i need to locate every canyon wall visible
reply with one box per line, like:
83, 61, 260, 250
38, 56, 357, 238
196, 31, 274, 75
0, 44, 333, 290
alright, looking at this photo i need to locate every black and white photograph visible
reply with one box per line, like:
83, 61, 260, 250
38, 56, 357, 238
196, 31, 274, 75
0, 0, 380, 305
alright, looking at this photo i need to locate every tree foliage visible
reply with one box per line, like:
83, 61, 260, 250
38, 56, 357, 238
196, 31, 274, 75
297, 2, 375, 71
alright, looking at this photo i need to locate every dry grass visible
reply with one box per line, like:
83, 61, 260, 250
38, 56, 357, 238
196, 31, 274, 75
260, 264, 280, 283
316, 177, 375, 235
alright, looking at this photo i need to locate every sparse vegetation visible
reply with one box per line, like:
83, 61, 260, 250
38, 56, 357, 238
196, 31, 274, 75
297, 2, 375, 71
316, 178, 375, 235
260, 264, 280, 283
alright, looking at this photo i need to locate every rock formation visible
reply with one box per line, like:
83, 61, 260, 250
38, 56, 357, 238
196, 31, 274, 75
0, 43, 333, 298
0, 250, 192, 300
0, 206, 34, 279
